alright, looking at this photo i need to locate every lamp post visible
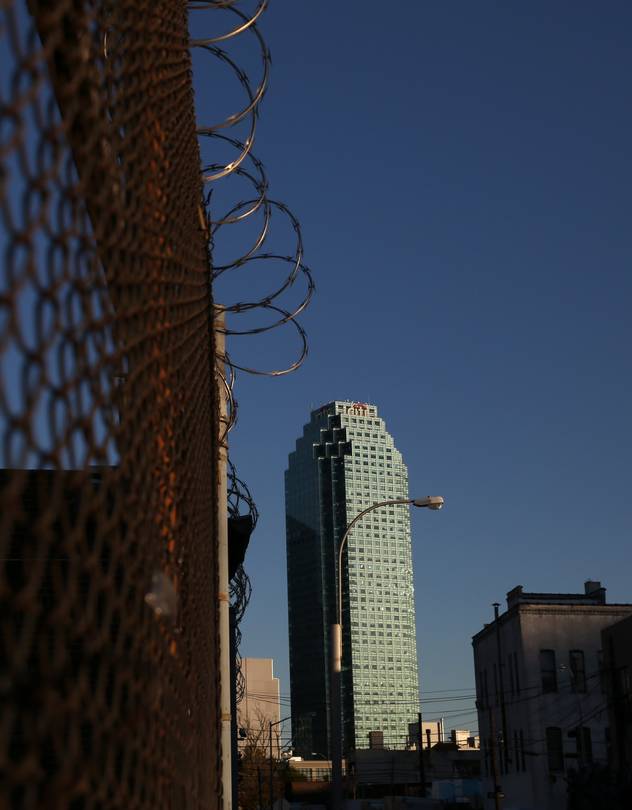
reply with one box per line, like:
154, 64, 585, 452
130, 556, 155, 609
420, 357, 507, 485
330, 496, 444, 810
269, 715, 291, 810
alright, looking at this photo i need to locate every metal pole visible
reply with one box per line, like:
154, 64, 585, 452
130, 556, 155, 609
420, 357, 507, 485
230, 607, 239, 810
489, 707, 502, 810
573, 670, 584, 768
216, 311, 232, 810
330, 623, 343, 810
269, 720, 273, 810
493, 604, 509, 771
268, 715, 290, 810
418, 712, 427, 798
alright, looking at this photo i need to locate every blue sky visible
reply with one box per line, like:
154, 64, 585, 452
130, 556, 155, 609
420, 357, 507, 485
192, 1, 632, 732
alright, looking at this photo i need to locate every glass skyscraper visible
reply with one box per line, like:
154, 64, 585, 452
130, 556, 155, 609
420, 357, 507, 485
285, 401, 420, 757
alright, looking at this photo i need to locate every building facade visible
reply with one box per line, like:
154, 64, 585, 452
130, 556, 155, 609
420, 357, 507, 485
285, 401, 420, 757
348, 745, 481, 804
288, 757, 336, 782
472, 581, 632, 810
602, 613, 632, 782
450, 729, 480, 750
237, 658, 281, 757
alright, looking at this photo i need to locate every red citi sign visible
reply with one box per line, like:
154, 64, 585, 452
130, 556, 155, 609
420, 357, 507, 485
345, 402, 369, 415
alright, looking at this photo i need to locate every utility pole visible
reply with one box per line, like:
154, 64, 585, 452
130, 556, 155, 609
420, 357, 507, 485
493, 603, 510, 771
330, 623, 343, 810
216, 311, 232, 810
230, 607, 239, 810
417, 712, 427, 798
575, 678, 585, 769
269, 721, 274, 810
269, 716, 289, 810
489, 708, 503, 810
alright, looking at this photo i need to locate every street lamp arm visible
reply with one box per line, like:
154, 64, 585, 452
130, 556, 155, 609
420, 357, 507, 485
336, 496, 444, 625
337, 498, 415, 626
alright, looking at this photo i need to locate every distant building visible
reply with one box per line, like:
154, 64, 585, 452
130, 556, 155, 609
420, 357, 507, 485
408, 719, 445, 750
288, 757, 340, 782
602, 613, 632, 780
237, 658, 281, 756
350, 748, 419, 788
285, 401, 420, 757
450, 729, 480, 750
348, 744, 481, 804
472, 580, 632, 810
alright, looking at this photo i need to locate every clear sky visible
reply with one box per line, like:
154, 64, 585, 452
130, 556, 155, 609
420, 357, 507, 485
192, 1, 632, 735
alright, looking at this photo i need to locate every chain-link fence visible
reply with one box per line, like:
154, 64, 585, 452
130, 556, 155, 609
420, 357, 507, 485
1, 1, 220, 807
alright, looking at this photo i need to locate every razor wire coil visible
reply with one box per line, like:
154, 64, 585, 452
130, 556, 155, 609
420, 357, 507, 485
190, 0, 313, 383
190, 2, 314, 713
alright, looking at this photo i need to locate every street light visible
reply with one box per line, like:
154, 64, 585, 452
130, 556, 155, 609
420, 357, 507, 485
269, 715, 291, 810
330, 496, 445, 810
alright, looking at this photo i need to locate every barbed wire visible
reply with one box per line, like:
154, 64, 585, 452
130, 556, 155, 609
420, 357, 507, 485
189, 0, 314, 708
227, 457, 257, 703
190, 0, 313, 380
231, 563, 253, 703
227, 457, 259, 527
189, 0, 268, 43
203, 134, 269, 223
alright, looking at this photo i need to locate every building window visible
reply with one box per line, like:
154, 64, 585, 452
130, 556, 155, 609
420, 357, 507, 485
513, 651, 520, 694
579, 727, 592, 764
569, 726, 593, 764
540, 649, 558, 693
569, 650, 586, 693
546, 727, 564, 771
597, 649, 606, 693
513, 730, 519, 772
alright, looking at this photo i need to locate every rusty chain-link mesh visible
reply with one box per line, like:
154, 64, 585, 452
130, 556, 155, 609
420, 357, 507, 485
1, 1, 220, 808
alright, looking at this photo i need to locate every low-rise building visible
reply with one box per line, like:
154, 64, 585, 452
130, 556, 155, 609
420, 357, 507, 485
472, 580, 632, 810
288, 757, 335, 782
450, 729, 480, 750
408, 720, 445, 750
348, 744, 481, 805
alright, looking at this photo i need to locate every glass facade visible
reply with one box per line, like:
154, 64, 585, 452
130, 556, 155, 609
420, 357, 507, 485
285, 401, 420, 756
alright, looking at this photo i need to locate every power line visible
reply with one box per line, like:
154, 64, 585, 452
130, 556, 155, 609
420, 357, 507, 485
246, 686, 477, 699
